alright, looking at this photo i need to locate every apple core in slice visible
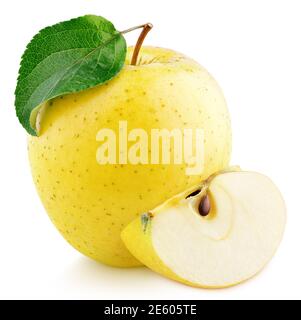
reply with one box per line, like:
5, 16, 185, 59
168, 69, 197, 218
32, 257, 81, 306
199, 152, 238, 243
122, 171, 286, 288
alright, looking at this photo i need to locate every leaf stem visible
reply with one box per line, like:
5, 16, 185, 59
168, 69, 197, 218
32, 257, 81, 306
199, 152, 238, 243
121, 23, 153, 66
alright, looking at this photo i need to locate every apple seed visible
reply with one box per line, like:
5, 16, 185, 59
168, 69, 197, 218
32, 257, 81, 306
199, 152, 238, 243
198, 195, 210, 217
186, 189, 201, 199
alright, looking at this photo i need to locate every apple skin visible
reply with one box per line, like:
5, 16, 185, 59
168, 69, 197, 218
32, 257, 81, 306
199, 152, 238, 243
28, 46, 232, 267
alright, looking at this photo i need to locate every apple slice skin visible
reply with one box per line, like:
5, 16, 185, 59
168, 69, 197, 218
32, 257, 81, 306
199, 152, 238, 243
121, 171, 286, 289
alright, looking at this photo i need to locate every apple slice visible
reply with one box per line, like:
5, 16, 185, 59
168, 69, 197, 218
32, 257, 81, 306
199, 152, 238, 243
121, 170, 286, 288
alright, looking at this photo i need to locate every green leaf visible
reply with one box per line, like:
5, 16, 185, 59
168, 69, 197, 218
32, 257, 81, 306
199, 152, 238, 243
15, 15, 127, 136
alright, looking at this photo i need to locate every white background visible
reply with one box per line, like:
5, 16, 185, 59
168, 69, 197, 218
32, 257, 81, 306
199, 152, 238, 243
0, 0, 300, 300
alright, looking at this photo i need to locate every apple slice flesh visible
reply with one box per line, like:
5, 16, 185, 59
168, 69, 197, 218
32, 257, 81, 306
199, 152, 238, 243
121, 171, 286, 288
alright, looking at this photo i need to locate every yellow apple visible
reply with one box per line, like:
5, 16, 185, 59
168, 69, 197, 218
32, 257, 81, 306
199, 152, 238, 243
28, 46, 232, 267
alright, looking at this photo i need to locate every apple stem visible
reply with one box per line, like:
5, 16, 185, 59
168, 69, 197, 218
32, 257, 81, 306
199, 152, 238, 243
121, 23, 153, 66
